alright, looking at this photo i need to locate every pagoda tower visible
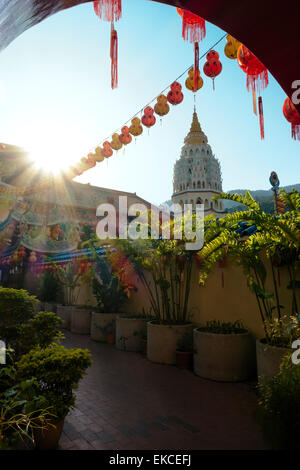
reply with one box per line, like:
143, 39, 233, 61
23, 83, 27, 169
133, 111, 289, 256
172, 110, 225, 216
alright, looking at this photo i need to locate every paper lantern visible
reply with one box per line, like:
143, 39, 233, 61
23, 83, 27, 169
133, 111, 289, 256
29, 251, 37, 263
154, 95, 170, 116
87, 152, 96, 167
102, 141, 113, 158
119, 126, 132, 145
95, 146, 105, 162
224, 35, 241, 59
110, 133, 122, 151
203, 51, 222, 90
142, 107, 156, 128
185, 68, 203, 92
176, 8, 206, 43
167, 82, 184, 105
283, 97, 300, 140
129, 117, 143, 136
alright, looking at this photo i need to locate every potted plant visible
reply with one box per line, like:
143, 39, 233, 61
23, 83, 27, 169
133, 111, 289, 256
193, 320, 256, 381
90, 251, 129, 344
116, 309, 153, 352
256, 352, 300, 449
113, 236, 195, 365
176, 329, 194, 370
49, 260, 93, 333
39, 268, 61, 313
16, 345, 92, 450
199, 189, 300, 381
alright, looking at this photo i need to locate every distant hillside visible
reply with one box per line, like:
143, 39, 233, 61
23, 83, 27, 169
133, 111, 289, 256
162, 184, 300, 214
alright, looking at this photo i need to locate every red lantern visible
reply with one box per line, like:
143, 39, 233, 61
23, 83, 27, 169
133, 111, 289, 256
101, 141, 113, 158
283, 97, 300, 141
203, 51, 222, 90
94, 1, 122, 89
176, 8, 206, 43
119, 126, 132, 145
237, 45, 269, 139
142, 107, 156, 128
167, 82, 184, 105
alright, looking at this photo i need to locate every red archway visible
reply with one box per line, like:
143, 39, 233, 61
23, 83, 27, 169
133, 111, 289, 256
0, 0, 299, 111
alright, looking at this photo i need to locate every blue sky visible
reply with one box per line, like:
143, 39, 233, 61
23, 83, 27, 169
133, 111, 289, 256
0, 0, 298, 204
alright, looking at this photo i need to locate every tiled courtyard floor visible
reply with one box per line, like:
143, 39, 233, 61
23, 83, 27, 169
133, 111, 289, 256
59, 331, 267, 450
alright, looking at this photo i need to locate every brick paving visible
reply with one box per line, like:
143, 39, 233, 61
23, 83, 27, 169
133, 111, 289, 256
59, 331, 267, 450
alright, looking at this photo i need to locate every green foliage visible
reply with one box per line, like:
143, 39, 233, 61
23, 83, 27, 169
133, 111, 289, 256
16, 346, 92, 420
199, 320, 246, 335
199, 190, 300, 344
257, 353, 300, 449
39, 270, 61, 303
93, 255, 128, 313
0, 288, 38, 346
16, 312, 64, 357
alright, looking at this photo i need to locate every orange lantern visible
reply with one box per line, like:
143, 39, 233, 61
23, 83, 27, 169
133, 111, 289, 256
29, 251, 37, 263
167, 82, 184, 105
102, 141, 113, 158
142, 107, 156, 128
203, 51, 222, 90
283, 97, 300, 141
185, 68, 203, 92
110, 133, 123, 151
224, 34, 241, 60
154, 95, 170, 116
95, 146, 105, 162
129, 117, 143, 136
119, 126, 132, 145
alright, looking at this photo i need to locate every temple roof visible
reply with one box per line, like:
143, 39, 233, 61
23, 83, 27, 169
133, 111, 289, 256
184, 110, 208, 146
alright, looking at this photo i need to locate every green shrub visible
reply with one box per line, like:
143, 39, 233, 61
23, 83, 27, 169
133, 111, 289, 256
16, 312, 64, 357
0, 288, 38, 345
257, 353, 300, 449
16, 346, 92, 420
93, 255, 128, 313
39, 270, 61, 303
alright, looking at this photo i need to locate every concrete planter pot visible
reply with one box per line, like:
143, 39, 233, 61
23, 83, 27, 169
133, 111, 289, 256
90, 312, 117, 342
193, 328, 256, 382
116, 316, 148, 352
71, 308, 91, 335
256, 339, 290, 382
147, 322, 193, 365
56, 305, 73, 330
34, 419, 64, 450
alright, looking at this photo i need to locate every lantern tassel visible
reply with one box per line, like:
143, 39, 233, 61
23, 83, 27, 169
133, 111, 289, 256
194, 42, 199, 93
291, 123, 300, 140
94, 0, 122, 22
212, 77, 215, 91
252, 89, 257, 115
182, 11, 205, 43
258, 96, 264, 139
110, 24, 118, 89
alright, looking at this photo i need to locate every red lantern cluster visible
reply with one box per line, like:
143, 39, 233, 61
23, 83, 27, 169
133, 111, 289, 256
203, 50, 222, 90
176, 8, 206, 43
237, 45, 268, 95
167, 82, 184, 105
283, 97, 300, 141
142, 107, 156, 128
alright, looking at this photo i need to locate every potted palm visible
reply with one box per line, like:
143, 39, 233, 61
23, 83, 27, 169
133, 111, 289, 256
90, 252, 129, 344
193, 320, 256, 381
199, 189, 300, 381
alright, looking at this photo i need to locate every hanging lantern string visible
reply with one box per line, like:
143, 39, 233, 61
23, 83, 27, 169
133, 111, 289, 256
86, 33, 227, 154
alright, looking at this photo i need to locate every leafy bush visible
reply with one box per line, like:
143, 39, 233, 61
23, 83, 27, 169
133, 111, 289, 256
0, 288, 38, 346
16, 346, 92, 420
199, 320, 246, 335
93, 255, 128, 313
16, 312, 64, 357
257, 353, 300, 449
39, 270, 62, 303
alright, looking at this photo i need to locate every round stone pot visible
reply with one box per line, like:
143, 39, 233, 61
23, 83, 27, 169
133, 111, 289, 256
193, 328, 256, 382
116, 316, 148, 352
71, 308, 91, 335
147, 322, 193, 365
256, 339, 290, 382
34, 419, 64, 450
90, 312, 117, 342
56, 305, 73, 330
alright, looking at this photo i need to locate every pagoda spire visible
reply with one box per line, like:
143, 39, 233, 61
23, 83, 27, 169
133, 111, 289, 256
184, 109, 208, 145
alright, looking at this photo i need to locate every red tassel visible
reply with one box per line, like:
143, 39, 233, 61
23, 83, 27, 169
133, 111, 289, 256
258, 96, 264, 139
291, 123, 300, 140
194, 42, 199, 92
252, 89, 257, 115
94, 0, 122, 22
110, 25, 118, 89
247, 69, 268, 95
182, 12, 205, 43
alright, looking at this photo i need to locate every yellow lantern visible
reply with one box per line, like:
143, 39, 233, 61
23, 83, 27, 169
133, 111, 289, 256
95, 146, 105, 162
185, 68, 204, 91
129, 117, 143, 136
110, 133, 123, 151
154, 95, 169, 117
224, 34, 241, 59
